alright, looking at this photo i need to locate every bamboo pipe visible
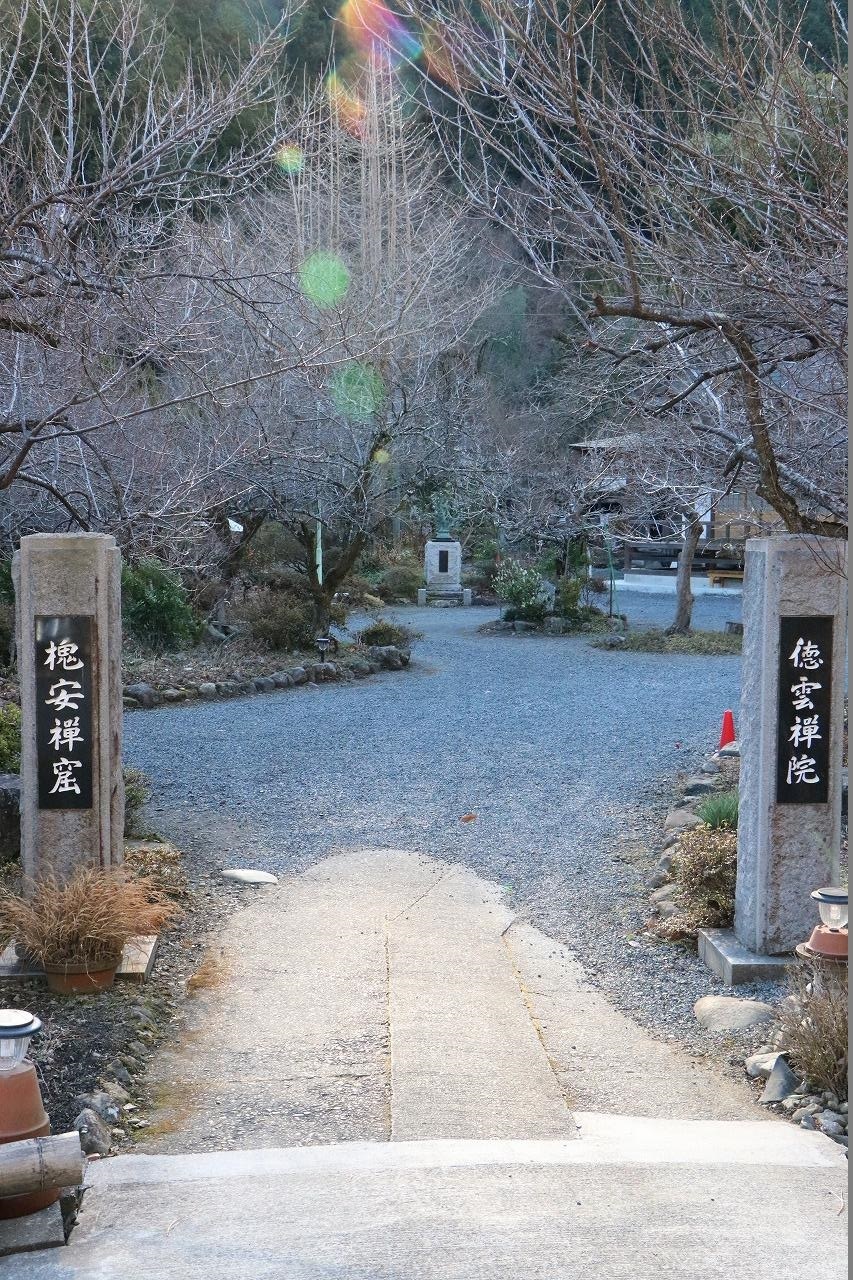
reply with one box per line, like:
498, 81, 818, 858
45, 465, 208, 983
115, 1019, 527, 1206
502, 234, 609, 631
0, 1132, 84, 1199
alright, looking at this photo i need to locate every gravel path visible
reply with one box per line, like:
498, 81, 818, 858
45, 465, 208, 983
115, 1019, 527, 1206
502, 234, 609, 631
126, 591, 767, 1061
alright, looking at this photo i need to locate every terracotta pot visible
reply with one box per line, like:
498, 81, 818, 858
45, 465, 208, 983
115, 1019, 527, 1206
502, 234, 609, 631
43, 955, 121, 994
0, 1062, 60, 1219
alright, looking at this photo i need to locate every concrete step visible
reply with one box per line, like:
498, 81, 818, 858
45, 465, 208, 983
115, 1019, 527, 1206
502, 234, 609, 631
10, 1122, 846, 1278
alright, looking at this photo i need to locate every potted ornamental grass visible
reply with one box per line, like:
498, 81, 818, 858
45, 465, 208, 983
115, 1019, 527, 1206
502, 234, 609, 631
0, 865, 179, 994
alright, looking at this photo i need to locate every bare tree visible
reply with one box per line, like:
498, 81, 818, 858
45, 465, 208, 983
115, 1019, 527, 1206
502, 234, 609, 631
408, 0, 847, 541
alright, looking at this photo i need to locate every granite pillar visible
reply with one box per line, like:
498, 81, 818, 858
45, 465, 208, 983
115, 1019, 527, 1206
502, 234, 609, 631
734, 535, 847, 955
14, 534, 124, 884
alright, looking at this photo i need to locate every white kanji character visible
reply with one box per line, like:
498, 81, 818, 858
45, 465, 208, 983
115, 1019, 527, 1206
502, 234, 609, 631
790, 678, 821, 711
786, 754, 820, 786
43, 640, 84, 672
45, 679, 83, 712
789, 638, 823, 670
49, 758, 82, 795
788, 715, 821, 749
48, 717, 83, 753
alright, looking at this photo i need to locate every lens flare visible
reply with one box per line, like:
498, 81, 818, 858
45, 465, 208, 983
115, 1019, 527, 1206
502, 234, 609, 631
372, 445, 391, 463
275, 142, 304, 174
421, 24, 461, 89
329, 362, 386, 420
326, 70, 366, 136
299, 252, 350, 308
338, 0, 421, 66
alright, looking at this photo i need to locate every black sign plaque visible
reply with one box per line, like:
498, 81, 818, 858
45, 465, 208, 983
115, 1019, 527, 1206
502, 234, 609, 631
776, 615, 833, 805
35, 615, 94, 810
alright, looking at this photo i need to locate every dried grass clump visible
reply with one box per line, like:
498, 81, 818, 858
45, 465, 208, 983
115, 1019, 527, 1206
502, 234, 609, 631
0, 866, 180, 967
779, 962, 848, 1099
652, 824, 737, 941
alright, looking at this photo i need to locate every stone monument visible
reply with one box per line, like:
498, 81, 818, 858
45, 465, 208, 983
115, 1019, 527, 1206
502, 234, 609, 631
417, 493, 470, 607
14, 534, 124, 885
699, 534, 847, 984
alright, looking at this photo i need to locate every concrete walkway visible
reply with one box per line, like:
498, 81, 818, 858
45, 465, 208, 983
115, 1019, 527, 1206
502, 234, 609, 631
11, 849, 847, 1277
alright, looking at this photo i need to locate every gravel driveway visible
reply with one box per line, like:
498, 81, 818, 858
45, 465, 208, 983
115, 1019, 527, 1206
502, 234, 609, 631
127, 591, 760, 1051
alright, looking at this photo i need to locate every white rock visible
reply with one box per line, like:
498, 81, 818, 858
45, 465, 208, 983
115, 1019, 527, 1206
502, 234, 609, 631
744, 1051, 782, 1079
716, 741, 740, 757
221, 868, 279, 885
694, 995, 775, 1031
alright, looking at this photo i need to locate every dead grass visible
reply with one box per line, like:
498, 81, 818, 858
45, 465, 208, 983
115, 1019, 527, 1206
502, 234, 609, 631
779, 962, 848, 1099
186, 946, 230, 994
0, 866, 181, 967
595, 627, 742, 656
124, 840, 189, 900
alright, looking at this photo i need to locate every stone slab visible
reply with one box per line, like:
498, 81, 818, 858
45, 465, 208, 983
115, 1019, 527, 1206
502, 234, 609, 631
9, 1126, 846, 1280
698, 928, 793, 986
0, 1201, 65, 1257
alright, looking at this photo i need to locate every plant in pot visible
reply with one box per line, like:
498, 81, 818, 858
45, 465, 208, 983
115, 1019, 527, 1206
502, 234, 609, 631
0, 866, 180, 994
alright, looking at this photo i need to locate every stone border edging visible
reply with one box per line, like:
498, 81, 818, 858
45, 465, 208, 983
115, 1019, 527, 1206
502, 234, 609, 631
122, 645, 411, 711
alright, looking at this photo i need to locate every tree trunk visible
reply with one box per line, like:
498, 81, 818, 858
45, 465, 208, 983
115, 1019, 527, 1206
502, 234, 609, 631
666, 514, 703, 635
299, 523, 367, 634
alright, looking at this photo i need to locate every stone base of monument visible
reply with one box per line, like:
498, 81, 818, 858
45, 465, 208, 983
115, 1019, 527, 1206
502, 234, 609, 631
698, 928, 791, 987
0, 936, 159, 984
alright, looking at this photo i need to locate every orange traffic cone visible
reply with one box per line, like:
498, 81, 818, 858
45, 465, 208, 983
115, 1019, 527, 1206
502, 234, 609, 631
719, 710, 736, 749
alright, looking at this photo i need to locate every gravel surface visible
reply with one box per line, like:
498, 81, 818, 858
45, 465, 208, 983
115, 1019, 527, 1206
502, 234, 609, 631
126, 590, 775, 1067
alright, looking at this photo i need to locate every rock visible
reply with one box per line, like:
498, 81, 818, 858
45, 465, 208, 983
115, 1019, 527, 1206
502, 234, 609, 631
818, 1110, 846, 1134
368, 662, 382, 675
656, 852, 674, 874
839, 1102, 848, 1114
100, 1079, 131, 1105
717, 741, 740, 757
513, 620, 536, 634
664, 808, 702, 832
122, 697, 140, 710
124, 681, 158, 709
661, 832, 680, 851
288, 667, 308, 685
106, 1063, 133, 1088
694, 995, 776, 1032
349, 661, 372, 678
600, 634, 626, 648
161, 687, 186, 702
649, 883, 676, 904
800, 1113, 817, 1130
744, 1051, 782, 1079
220, 868, 279, 885
197, 682, 217, 698
759, 1055, 802, 1102
822, 1092, 840, 1110
74, 1108, 112, 1155
657, 900, 681, 919
253, 676, 276, 693
236, 681, 256, 696
647, 869, 669, 890
73, 1091, 120, 1123
781, 1096, 802, 1112
271, 673, 293, 688
700, 760, 721, 775
216, 681, 239, 696
683, 777, 716, 796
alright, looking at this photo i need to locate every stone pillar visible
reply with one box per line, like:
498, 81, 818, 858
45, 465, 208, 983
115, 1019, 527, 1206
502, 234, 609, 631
14, 534, 124, 884
735, 535, 847, 955
424, 540, 462, 594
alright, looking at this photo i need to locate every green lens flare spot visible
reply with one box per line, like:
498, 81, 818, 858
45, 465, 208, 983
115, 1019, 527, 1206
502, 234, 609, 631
329, 363, 386, 420
299, 252, 350, 308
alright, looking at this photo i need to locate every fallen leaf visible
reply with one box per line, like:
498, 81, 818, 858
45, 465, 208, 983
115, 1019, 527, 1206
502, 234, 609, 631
460, 813, 478, 823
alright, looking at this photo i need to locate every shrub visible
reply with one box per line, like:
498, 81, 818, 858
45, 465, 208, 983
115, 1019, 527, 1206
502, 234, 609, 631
697, 790, 739, 829
494, 560, 547, 622
122, 560, 201, 651
654, 825, 737, 940
358, 619, 414, 648
779, 962, 848, 1099
557, 576, 583, 621
238, 590, 316, 652
0, 704, 21, 773
123, 766, 151, 838
593, 627, 742, 656
377, 564, 423, 602
0, 866, 180, 968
